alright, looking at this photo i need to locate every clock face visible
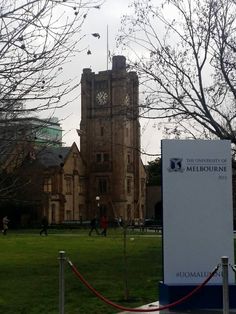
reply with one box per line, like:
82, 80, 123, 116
96, 91, 108, 105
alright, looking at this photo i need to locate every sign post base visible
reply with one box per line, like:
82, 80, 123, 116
159, 282, 236, 311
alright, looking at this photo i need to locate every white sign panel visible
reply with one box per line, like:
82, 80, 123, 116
162, 140, 234, 285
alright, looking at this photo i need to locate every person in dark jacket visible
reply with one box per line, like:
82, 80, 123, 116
2, 216, 10, 235
89, 216, 99, 236
40, 216, 48, 236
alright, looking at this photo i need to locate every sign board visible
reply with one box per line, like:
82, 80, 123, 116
162, 140, 234, 285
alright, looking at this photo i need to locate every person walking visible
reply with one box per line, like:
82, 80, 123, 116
100, 215, 108, 236
40, 216, 48, 236
89, 216, 99, 236
2, 216, 10, 235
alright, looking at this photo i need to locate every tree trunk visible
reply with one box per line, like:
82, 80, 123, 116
123, 226, 129, 301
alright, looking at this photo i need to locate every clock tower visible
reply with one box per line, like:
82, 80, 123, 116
80, 56, 146, 221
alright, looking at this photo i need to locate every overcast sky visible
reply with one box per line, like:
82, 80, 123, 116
55, 0, 162, 163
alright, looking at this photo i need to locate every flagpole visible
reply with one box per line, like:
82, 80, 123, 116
107, 24, 109, 71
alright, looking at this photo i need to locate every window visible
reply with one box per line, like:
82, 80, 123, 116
79, 205, 84, 219
127, 177, 132, 194
96, 153, 102, 163
100, 126, 104, 136
78, 177, 83, 193
51, 204, 56, 223
44, 177, 52, 192
66, 210, 72, 220
51, 177, 58, 194
98, 177, 108, 194
65, 176, 72, 194
104, 153, 109, 162
96, 152, 109, 163
127, 154, 131, 164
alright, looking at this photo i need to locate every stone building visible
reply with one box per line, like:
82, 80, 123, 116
3, 142, 87, 226
0, 56, 146, 226
79, 55, 146, 221
146, 185, 162, 223
38, 143, 86, 224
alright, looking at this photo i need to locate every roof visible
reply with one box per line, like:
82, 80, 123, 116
37, 146, 71, 167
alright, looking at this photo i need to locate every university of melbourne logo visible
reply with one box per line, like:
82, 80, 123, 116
168, 158, 184, 172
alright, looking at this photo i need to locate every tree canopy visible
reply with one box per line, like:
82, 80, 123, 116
146, 158, 162, 186
0, 0, 102, 120
0, 0, 102, 198
118, 0, 236, 154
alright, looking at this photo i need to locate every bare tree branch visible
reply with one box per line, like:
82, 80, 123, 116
0, 0, 103, 196
118, 0, 236, 154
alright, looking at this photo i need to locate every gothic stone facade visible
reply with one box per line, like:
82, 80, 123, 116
1, 56, 146, 226
80, 56, 146, 221
9, 143, 87, 226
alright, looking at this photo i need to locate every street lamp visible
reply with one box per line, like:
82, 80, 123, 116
95, 196, 100, 214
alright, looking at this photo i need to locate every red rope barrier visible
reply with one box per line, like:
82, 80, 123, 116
67, 259, 219, 312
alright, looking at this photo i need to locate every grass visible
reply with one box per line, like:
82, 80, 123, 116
0, 228, 163, 314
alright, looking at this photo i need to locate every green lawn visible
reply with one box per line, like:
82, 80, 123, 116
0, 229, 162, 314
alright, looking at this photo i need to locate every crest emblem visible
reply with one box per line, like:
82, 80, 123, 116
168, 158, 184, 172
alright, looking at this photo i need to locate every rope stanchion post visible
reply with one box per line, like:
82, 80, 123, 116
221, 256, 229, 314
59, 251, 66, 314
67, 257, 219, 312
